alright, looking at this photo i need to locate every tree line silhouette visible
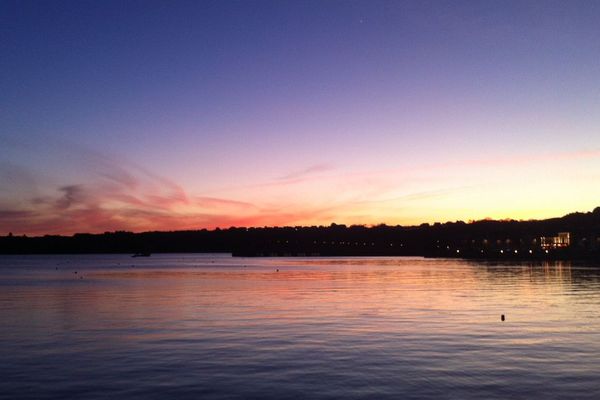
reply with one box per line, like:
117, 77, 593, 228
2, 207, 600, 259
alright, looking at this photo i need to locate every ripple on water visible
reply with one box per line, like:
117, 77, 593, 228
1, 255, 600, 399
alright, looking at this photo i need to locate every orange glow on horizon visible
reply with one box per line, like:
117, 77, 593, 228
1, 148, 599, 235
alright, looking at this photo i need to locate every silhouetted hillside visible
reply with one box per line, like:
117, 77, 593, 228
2, 207, 600, 259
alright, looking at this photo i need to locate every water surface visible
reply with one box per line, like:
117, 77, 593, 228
1, 254, 600, 399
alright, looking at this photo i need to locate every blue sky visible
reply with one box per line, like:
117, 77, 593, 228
2, 0, 600, 234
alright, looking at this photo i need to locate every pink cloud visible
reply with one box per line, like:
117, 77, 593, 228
0, 158, 347, 235
2, 144, 598, 236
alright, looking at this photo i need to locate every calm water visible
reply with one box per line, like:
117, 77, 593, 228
1, 254, 600, 399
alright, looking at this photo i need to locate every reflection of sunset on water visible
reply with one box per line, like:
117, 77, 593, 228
6, 257, 597, 339
2, 255, 600, 398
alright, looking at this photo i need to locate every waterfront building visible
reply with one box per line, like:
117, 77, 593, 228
540, 232, 571, 249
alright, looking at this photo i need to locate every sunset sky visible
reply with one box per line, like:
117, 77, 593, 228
2, 0, 600, 235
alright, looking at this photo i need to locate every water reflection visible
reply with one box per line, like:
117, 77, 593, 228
1, 255, 600, 399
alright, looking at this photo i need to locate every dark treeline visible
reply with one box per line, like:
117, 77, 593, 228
2, 207, 600, 259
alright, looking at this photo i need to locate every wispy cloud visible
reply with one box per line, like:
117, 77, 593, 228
0, 153, 347, 234
195, 196, 256, 210
1, 142, 598, 235
0, 142, 264, 234
55, 185, 87, 210
276, 163, 335, 181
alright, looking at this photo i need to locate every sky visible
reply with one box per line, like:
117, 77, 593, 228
1, 0, 600, 235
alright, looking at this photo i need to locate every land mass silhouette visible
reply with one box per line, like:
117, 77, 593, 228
2, 207, 600, 259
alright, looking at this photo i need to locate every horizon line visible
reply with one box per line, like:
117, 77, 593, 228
6, 207, 598, 238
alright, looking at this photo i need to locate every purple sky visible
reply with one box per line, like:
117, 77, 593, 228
1, 0, 600, 234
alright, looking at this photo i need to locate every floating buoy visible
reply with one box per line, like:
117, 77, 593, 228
276, 269, 279, 272
501, 314, 505, 322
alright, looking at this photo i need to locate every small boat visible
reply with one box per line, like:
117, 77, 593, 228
132, 252, 151, 258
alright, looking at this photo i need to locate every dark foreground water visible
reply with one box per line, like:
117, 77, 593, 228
1, 254, 600, 399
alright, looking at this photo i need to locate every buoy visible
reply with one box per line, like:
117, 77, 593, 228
276, 269, 279, 272
501, 314, 505, 321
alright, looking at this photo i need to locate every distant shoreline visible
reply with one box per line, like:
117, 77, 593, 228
2, 207, 600, 259
0, 251, 598, 264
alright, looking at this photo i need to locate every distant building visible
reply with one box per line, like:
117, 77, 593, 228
540, 232, 570, 249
